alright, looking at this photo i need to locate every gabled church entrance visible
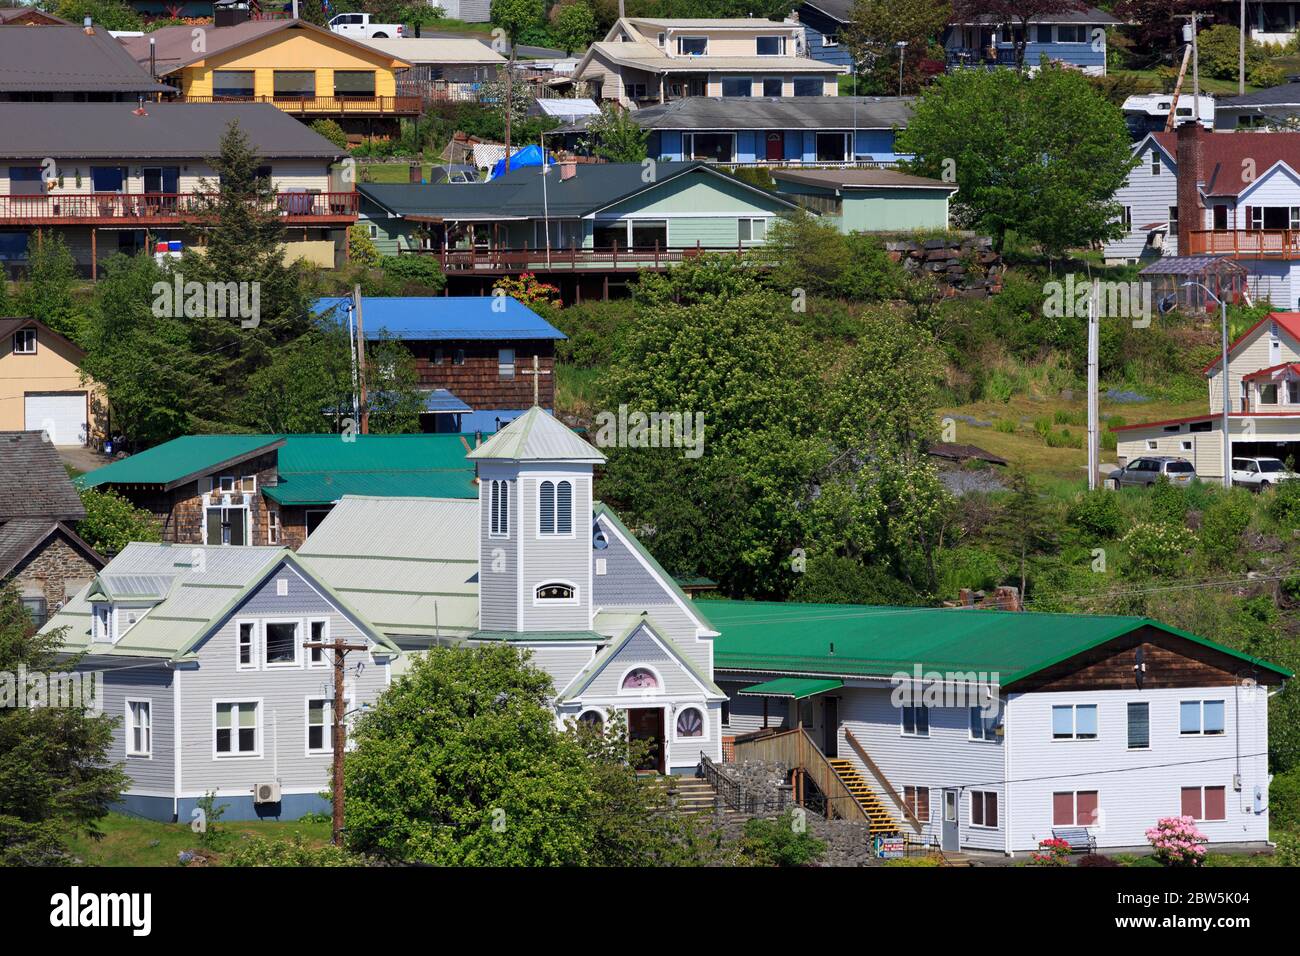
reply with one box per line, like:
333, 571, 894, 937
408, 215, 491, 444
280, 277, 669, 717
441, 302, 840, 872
627, 707, 665, 774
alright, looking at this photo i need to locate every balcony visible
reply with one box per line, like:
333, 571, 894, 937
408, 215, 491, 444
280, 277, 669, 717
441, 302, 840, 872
1186, 229, 1300, 259
406, 242, 756, 274
183, 95, 422, 116
0, 192, 359, 226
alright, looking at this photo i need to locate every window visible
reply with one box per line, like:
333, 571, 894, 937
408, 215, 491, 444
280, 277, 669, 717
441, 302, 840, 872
499, 348, 515, 379
762, 77, 782, 97
1128, 701, 1150, 749
756, 35, 787, 56
815, 132, 849, 162
264, 620, 300, 667
1213, 205, 1229, 230
21, 595, 47, 629
453, 349, 465, 366
1052, 703, 1098, 740
91, 166, 126, 193
625, 82, 647, 100
1181, 785, 1226, 821
205, 507, 247, 546
676, 707, 705, 738
12, 328, 36, 354
305, 509, 331, 535
738, 218, 767, 243
903, 785, 930, 822
1036, 24, 1053, 43
721, 76, 752, 97
1053, 790, 1099, 826
721, 699, 730, 726
92, 603, 112, 643
535, 582, 576, 602
236, 621, 256, 669
622, 667, 659, 691
0, 232, 29, 262
1120, 206, 1132, 231
970, 706, 1001, 741
970, 790, 998, 828
901, 704, 929, 737
792, 77, 822, 96
1146, 440, 1158, 451
677, 36, 708, 56
684, 132, 735, 162
333, 70, 376, 97
273, 70, 316, 99
631, 219, 667, 249
267, 508, 280, 545
127, 700, 151, 756
538, 479, 573, 535
9, 165, 44, 196
215, 701, 260, 756
213, 70, 255, 98
1181, 699, 1225, 736
1169, 204, 1179, 233
1261, 383, 1280, 405
1058, 24, 1087, 43
489, 479, 510, 537
307, 698, 332, 753
1181, 439, 1193, 451
821, 32, 839, 47
142, 166, 179, 195
308, 619, 328, 667
1150, 151, 1161, 176
578, 709, 604, 729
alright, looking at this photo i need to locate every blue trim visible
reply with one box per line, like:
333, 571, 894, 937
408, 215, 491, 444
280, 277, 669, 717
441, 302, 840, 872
176, 792, 329, 823
112, 793, 175, 823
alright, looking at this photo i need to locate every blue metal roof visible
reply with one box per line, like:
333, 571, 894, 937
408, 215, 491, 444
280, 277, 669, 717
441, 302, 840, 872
313, 296, 567, 342
423, 388, 473, 413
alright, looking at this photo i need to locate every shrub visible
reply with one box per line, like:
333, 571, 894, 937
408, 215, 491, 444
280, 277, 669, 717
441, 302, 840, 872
1067, 489, 1125, 540
1268, 478, 1300, 528
1249, 63, 1286, 89
1269, 767, 1300, 832
1146, 816, 1208, 866
379, 254, 446, 293
1276, 831, 1300, 867
1199, 489, 1254, 567
1030, 837, 1072, 865
75, 487, 161, 557
224, 833, 357, 867
983, 369, 1017, 403
994, 418, 1017, 434
348, 223, 381, 269
1122, 522, 1193, 577
1077, 853, 1120, 867
1149, 476, 1188, 525
309, 119, 349, 150
738, 811, 826, 867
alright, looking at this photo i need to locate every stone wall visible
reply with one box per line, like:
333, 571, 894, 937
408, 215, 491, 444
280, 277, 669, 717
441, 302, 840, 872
885, 236, 1004, 298
6, 531, 102, 620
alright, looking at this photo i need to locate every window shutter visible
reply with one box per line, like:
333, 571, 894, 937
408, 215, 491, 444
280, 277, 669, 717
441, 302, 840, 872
1246, 206, 1253, 230
1076, 791, 1099, 826
1053, 792, 1073, 826
1181, 787, 1201, 819
539, 480, 555, 534
1204, 786, 1226, 820
556, 481, 572, 534
985, 791, 998, 829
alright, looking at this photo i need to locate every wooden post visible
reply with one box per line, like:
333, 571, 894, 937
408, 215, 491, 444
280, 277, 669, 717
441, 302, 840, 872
90, 228, 97, 280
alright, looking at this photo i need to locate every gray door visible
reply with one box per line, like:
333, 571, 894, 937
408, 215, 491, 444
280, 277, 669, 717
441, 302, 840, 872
942, 789, 960, 852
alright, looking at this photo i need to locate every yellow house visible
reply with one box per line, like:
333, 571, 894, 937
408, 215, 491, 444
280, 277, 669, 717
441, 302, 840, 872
120, 18, 415, 137
0, 318, 104, 446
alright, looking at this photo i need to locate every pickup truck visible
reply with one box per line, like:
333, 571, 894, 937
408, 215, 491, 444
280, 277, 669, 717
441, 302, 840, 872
328, 12, 404, 39
1230, 456, 1298, 490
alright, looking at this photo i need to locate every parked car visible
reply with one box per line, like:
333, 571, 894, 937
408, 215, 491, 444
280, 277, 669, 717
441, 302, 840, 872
328, 12, 403, 39
1230, 456, 1298, 490
1111, 456, 1196, 488
428, 164, 481, 184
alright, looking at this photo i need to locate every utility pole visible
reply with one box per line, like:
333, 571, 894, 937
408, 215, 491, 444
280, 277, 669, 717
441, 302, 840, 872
1174, 14, 1209, 125
1087, 279, 1100, 491
353, 284, 369, 435
1239, 0, 1247, 95
1165, 42, 1192, 133
303, 635, 370, 847
504, 42, 515, 173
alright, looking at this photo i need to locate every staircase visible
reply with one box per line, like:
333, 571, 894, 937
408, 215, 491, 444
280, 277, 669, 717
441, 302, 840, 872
827, 758, 901, 835
643, 775, 742, 817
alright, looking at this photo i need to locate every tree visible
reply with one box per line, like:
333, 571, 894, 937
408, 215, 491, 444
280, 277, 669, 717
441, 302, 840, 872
16, 231, 82, 343
949, 0, 1088, 72
1112, 0, 1217, 54
550, 0, 598, 55
51, 0, 142, 31
492, 0, 545, 45
309, 119, 350, 150
0, 586, 128, 865
841, 0, 952, 95
578, 104, 650, 163
75, 487, 161, 556
897, 65, 1136, 255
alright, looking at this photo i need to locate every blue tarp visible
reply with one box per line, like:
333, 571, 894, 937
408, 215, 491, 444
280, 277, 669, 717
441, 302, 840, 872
489, 144, 553, 180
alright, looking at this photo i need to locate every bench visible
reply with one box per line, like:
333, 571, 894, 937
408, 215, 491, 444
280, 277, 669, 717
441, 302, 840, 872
1051, 827, 1097, 854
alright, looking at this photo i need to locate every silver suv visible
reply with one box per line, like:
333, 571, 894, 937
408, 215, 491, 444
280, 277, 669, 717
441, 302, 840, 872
1111, 456, 1196, 488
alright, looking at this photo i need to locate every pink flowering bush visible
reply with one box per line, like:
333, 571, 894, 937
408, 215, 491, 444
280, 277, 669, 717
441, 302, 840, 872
1030, 837, 1072, 866
1146, 816, 1208, 867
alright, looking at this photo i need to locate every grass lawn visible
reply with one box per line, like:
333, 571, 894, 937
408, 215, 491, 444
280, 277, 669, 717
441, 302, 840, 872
68, 812, 333, 867
941, 393, 1205, 487
1109, 69, 1254, 97
359, 162, 432, 184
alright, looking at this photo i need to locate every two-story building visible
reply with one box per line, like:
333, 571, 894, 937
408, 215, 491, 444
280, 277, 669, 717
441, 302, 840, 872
0, 101, 355, 277
118, 15, 417, 138
942, 6, 1119, 75
572, 16, 845, 108
0, 317, 106, 445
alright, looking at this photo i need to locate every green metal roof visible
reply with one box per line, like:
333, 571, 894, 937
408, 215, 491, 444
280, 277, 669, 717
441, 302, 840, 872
262, 468, 476, 505
76, 436, 285, 490
738, 677, 843, 699
706, 601, 1293, 685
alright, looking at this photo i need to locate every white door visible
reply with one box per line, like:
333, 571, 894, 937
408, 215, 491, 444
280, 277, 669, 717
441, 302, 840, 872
24, 392, 86, 446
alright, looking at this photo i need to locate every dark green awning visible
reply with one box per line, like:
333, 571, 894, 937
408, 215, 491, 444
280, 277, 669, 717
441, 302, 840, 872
737, 677, 843, 700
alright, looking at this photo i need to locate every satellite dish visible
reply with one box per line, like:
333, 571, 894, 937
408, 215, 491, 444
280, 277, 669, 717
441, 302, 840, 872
1134, 646, 1147, 689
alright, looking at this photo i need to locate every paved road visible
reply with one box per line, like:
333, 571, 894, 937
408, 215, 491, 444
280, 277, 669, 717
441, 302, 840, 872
58, 444, 111, 476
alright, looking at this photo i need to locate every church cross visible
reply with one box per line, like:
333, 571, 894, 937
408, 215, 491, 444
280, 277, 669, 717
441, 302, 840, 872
520, 354, 551, 407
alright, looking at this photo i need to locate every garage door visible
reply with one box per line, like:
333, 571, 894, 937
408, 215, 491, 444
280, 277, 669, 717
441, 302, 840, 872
24, 392, 87, 446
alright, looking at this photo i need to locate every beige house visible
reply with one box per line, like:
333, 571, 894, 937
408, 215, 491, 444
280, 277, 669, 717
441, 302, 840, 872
1114, 311, 1300, 479
0, 318, 104, 447
572, 17, 845, 107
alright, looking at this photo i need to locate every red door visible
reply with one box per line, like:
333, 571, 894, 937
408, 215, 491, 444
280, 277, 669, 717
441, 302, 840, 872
627, 707, 665, 774
766, 131, 784, 162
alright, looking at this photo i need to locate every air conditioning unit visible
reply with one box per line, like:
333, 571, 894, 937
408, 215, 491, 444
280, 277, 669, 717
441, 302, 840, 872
253, 781, 282, 804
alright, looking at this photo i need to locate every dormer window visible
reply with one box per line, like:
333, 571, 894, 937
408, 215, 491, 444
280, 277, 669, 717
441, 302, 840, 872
538, 479, 573, 535
535, 582, 576, 602
677, 36, 707, 56
12, 328, 36, 354
92, 603, 113, 643
489, 479, 511, 537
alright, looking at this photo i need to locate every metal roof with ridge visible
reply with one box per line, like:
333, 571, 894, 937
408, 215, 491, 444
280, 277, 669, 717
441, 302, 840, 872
467, 406, 605, 463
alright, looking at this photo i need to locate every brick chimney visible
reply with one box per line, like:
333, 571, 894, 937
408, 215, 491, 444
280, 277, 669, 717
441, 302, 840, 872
1175, 121, 1203, 253
559, 159, 577, 181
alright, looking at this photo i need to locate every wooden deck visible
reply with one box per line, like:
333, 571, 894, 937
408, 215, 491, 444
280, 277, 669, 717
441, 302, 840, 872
0, 192, 358, 226
1185, 229, 1300, 259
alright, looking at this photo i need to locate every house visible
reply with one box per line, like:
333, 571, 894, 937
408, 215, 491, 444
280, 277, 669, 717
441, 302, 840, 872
1104, 123, 1300, 309
1114, 311, 1300, 479
943, 5, 1119, 76
0, 22, 174, 102
356, 160, 803, 298
75, 433, 478, 549
709, 599, 1289, 853
0, 6, 72, 24
0, 430, 105, 629
791, 0, 854, 70
572, 17, 845, 108
1218, 82, 1300, 129
361, 37, 504, 101
118, 15, 417, 137
43, 409, 725, 819
1222, 0, 1300, 44
0, 102, 354, 278
630, 95, 912, 165
312, 296, 566, 432
771, 168, 956, 232
0, 317, 106, 445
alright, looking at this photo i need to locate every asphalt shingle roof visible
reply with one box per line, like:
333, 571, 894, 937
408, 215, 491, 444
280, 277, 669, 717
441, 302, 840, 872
0, 431, 85, 521
0, 24, 173, 94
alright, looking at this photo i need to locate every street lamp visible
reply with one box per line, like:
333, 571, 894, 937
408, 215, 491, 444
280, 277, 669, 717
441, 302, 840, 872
896, 40, 907, 98
1182, 281, 1233, 489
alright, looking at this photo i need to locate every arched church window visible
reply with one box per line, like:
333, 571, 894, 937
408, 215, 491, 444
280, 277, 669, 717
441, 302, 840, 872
676, 708, 704, 738
621, 667, 658, 691
536, 582, 576, 601
578, 710, 604, 730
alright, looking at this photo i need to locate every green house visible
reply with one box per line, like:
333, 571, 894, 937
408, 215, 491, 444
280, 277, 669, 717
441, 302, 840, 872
771, 168, 956, 234
358, 160, 804, 263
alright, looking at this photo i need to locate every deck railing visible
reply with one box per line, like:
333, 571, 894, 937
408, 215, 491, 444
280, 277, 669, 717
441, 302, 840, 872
183, 94, 422, 115
1185, 229, 1300, 259
404, 242, 757, 273
843, 728, 923, 834
0, 191, 358, 224
732, 726, 874, 825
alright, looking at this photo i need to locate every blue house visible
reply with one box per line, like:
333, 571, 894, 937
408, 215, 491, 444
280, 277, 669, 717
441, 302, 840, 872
314, 296, 567, 433
633, 96, 913, 165
795, 0, 855, 70
944, 6, 1119, 76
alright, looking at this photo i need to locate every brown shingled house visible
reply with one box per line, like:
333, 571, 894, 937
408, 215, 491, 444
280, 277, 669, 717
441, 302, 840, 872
0, 431, 105, 627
